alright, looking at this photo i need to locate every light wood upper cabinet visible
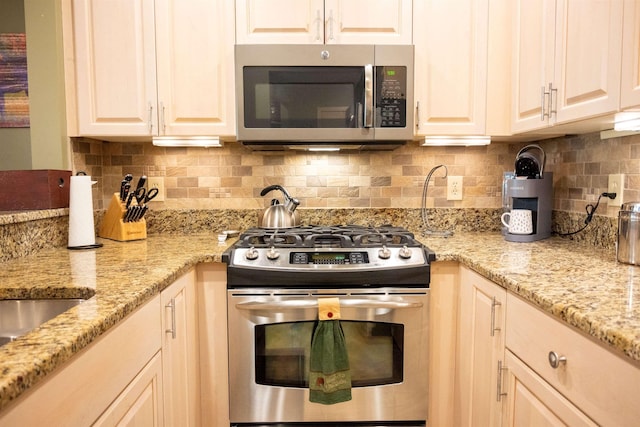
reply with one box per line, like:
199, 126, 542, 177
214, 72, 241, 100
235, 0, 412, 45
70, 0, 235, 138
413, 0, 489, 136
456, 266, 506, 427
161, 268, 200, 427
155, 0, 235, 137
621, 0, 640, 109
72, 0, 158, 136
512, 0, 623, 133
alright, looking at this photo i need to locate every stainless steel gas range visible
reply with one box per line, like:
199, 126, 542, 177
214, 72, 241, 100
223, 225, 435, 427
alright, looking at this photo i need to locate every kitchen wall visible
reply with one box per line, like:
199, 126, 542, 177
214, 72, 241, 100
72, 137, 519, 212
0, 0, 31, 171
73, 131, 640, 220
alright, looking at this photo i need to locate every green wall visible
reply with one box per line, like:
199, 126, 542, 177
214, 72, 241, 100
0, 0, 31, 170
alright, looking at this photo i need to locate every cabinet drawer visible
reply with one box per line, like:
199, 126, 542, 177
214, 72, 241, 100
506, 293, 640, 427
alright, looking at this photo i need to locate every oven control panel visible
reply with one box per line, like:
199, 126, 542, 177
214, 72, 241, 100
230, 246, 428, 270
291, 251, 369, 265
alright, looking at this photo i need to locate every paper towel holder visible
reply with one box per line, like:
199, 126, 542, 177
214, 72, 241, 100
68, 171, 103, 250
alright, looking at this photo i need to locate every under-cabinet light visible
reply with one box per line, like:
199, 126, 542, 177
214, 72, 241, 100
307, 147, 341, 152
420, 136, 491, 146
613, 112, 640, 132
152, 136, 223, 148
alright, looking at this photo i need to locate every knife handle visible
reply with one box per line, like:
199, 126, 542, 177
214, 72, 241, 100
135, 175, 147, 191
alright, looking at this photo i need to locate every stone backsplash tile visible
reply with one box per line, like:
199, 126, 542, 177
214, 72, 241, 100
73, 138, 517, 212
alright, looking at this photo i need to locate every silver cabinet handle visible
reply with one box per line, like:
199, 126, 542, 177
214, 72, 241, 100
148, 103, 154, 134
415, 101, 420, 131
236, 299, 423, 311
548, 82, 557, 119
490, 296, 501, 337
364, 64, 374, 128
496, 360, 508, 401
540, 86, 547, 121
327, 9, 334, 41
548, 351, 566, 369
165, 298, 176, 339
315, 9, 322, 41
160, 101, 166, 135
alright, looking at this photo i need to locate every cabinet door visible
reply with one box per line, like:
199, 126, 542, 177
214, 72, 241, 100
0, 297, 162, 426
236, 0, 325, 44
155, 0, 236, 136
456, 267, 506, 427
72, 0, 158, 136
93, 352, 164, 427
414, 0, 489, 135
325, 0, 412, 45
502, 351, 597, 427
621, 0, 640, 109
236, 0, 411, 45
511, 0, 556, 133
553, 0, 623, 124
161, 269, 199, 427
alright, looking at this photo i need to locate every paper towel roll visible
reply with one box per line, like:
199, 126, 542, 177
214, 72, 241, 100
68, 175, 98, 248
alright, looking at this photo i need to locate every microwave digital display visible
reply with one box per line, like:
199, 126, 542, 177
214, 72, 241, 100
376, 66, 407, 128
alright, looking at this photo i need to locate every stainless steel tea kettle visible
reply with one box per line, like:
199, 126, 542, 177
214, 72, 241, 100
258, 185, 300, 228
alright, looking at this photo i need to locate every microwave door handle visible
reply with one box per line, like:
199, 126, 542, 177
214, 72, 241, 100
235, 299, 423, 311
364, 64, 374, 128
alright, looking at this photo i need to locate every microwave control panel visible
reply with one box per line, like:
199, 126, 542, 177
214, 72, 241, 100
376, 66, 407, 128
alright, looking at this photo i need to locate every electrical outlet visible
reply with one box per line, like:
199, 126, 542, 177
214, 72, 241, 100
447, 176, 463, 200
607, 174, 624, 207
147, 177, 165, 202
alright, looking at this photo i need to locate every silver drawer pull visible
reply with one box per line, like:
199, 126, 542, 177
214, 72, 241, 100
548, 351, 566, 369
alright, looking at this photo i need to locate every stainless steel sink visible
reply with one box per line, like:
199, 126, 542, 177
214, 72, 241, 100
0, 299, 85, 346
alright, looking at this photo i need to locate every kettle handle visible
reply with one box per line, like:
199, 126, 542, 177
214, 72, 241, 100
260, 184, 286, 197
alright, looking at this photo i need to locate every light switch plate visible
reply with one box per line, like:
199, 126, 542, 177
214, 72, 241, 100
607, 174, 624, 207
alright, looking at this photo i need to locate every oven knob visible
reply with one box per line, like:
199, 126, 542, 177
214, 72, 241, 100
245, 246, 259, 261
378, 245, 391, 259
266, 246, 280, 260
399, 245, 412, 259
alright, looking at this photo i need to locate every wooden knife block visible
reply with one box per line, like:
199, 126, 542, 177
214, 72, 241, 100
99, 193, 147, 241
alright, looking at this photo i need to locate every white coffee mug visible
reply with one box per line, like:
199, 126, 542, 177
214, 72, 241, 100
501, 209, 533, 234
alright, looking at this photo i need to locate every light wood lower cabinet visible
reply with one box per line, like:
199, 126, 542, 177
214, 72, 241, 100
505, 293, 640, 427
430, 262, 640, 427
456, 266, 506, 427
93, 352, 165, 427
502, 349, 596, 427
0, 296, 162, 426
196, 263, 230, 427
161, 268, 200, 427
0, 267, 205, 427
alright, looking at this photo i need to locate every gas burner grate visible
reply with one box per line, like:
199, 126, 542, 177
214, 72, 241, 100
236, 225, 421, 249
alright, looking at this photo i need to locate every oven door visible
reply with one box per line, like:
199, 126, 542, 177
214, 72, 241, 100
227, 288, 429, 424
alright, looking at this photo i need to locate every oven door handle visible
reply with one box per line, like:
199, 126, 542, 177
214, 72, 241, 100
235, 299, 423, 311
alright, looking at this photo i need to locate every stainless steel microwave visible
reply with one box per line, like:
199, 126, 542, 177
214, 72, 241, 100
235, 44, 414, 150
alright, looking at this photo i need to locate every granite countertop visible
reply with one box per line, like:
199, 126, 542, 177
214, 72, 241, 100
0, 231, 639, 412
421, 232, 640, 364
